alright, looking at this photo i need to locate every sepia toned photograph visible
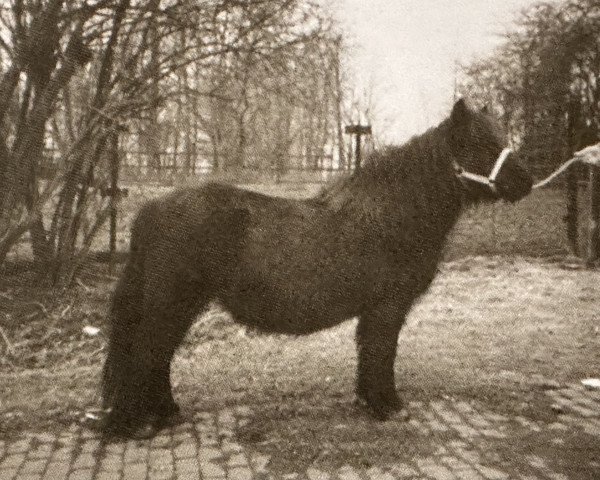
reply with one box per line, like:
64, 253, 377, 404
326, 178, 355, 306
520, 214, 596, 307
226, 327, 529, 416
0, 0, 599, 478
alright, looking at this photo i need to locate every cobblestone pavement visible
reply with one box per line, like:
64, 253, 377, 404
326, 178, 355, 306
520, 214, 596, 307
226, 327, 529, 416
1, 384, 599, 480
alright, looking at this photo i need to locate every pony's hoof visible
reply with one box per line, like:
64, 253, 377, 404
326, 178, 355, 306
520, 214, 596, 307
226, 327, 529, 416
158, 410, 185, 428
128, 412, 184, 439
129, 422, 160, 440
355, 393, 404, 421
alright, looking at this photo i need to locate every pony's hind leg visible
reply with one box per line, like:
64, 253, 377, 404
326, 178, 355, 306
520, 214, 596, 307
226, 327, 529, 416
126, 281, 206, 439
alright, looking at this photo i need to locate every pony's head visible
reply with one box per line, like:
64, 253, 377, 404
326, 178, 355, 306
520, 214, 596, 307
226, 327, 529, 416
447, 99, 533, 202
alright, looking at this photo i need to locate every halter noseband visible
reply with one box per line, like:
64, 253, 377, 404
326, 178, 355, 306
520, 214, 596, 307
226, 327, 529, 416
454, 148, 512, 194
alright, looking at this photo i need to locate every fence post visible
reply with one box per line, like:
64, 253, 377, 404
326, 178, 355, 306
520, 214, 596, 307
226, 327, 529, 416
109, 131, 120, 275
588, 165, 600, 267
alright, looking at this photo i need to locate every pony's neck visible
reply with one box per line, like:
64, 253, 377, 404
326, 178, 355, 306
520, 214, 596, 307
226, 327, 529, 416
321, 119, 464, 238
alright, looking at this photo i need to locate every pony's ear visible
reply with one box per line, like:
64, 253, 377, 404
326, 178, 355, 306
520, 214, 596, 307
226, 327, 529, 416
450, 98, 470, 126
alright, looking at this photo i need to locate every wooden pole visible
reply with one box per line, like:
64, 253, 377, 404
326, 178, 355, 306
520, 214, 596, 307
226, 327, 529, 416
355, 132, 362, 170
109, 132, 120, 275
588, 165, 600, 267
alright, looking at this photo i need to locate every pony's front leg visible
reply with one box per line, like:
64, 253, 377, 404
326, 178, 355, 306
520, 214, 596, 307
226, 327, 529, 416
355, 302, 407, 420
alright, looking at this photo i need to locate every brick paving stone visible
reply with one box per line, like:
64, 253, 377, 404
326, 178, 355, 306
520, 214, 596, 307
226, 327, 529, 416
219, 428, 236, 440
198, 447, 221, 462
80, 440, 99, 454
227, 453, 248, 468
42, 462, 70, 480
29, 434, 55, 444
448, 440, 469, 450
430, 401, 463, 424
416, 458, 456, 480
481, 412, 509, 423
366, 467, 394, 480
72, 453, 96, 470
452, 422, 480, 439
172, 431, 194, 443
545, 474, 569, 480
200, 461, 226, 478
222, 440, 243, 455
199, 432, 219, 446
250, 454, 270, 474
8, 440, 31, 454
175, 457, 200, 475
104, 442, 127, 455
407, 418, 429, 436
525, 455, 547, 470
565, 403, 597, 417
337, 465, 362, 480
235, 406, 253, 417
218, 409, 236, 427
20, 458, 47, 474
27, 445, 54, 460
68, 469, 94, 480
480, 428, 507, 439
147, 469, 173, 480
306, 468, 330, 480
95, 472, 118, 480
454, 448, 481, 464
583, 423, 600, 436
98, 454, 123, 472
1, 453, 26, 470
0, 468, 18, 480
122, 462, 147, 480
173, 442, 196, 459
194, 411, 214, 422
50, 446, 74, 462
389, 463, 418, 478
476, 465, 509, 480
15, 474, 42, 480
151, 435, 172, 449
455, 467, 485, 480
228, 466, 253, 480
560, 390, 599, 410
124, 445, 148, 464
422, 410, 449, 432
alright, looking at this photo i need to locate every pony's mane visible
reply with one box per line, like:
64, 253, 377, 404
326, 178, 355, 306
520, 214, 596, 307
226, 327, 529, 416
316, 117, 456, 211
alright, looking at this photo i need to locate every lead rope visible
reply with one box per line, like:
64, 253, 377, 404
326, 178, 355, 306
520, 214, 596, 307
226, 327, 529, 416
533, 143, 600, 189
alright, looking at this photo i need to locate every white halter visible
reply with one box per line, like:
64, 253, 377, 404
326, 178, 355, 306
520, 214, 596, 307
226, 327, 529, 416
454, 148, 512, 194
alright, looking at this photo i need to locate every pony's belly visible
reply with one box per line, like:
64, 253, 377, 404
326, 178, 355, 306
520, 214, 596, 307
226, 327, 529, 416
219, 286, 353, 335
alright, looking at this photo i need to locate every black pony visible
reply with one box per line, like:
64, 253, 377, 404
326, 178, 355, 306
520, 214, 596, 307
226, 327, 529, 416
100, 99, 533, 438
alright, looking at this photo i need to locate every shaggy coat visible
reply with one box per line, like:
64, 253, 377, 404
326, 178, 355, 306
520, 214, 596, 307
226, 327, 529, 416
101, 99, 533, 438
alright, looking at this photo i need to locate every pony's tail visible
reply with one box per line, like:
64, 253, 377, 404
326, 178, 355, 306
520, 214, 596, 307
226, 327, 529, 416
101, 212, 147, 413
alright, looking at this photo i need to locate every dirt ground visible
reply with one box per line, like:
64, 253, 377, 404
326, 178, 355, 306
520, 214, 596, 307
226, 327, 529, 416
1, 256, 599, 474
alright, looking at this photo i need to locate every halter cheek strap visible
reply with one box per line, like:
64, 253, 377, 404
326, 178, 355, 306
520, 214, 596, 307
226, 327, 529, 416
454, 148, 512, 194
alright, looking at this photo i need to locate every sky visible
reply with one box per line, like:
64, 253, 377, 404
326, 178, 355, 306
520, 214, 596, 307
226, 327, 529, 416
328, 0, 540, 143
